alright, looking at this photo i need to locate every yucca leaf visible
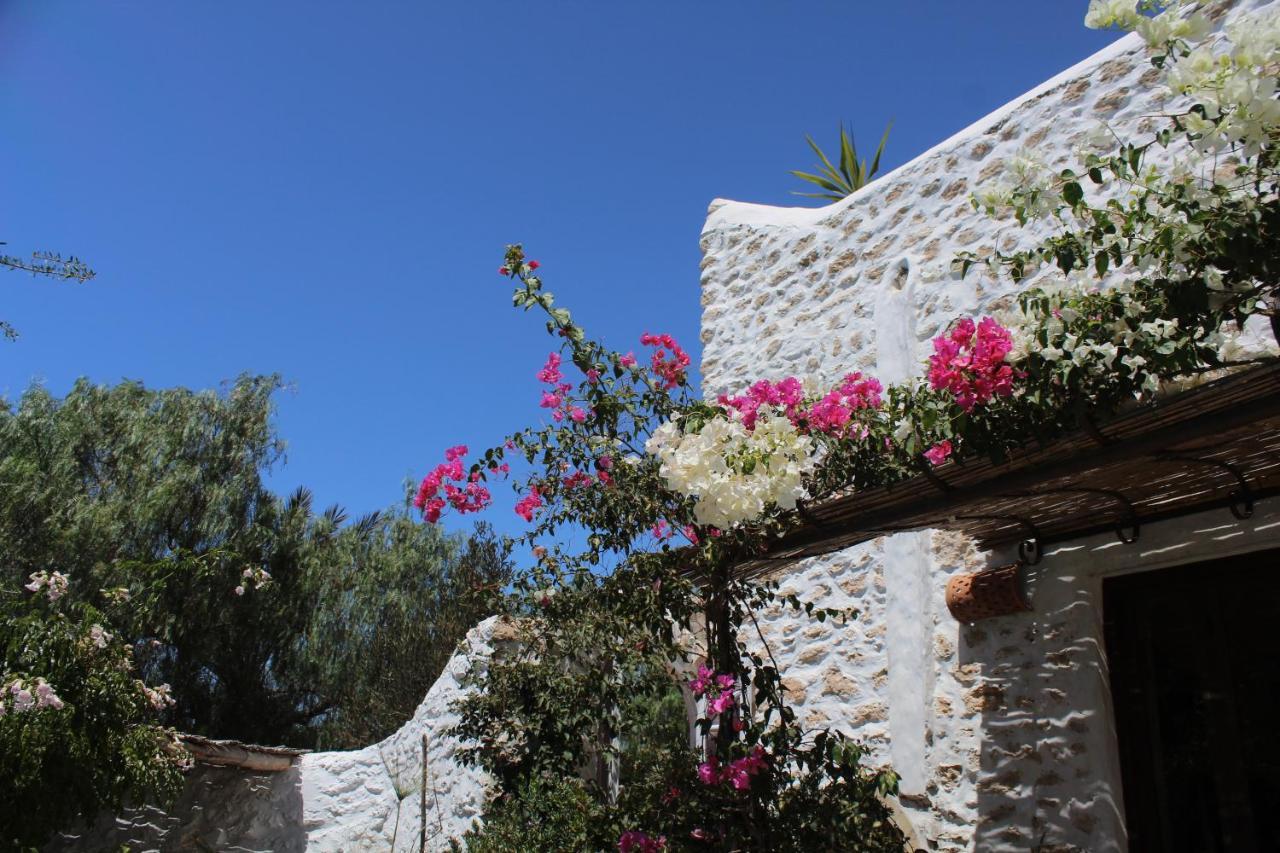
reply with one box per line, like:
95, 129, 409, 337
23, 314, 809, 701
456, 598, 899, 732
839, 126, 856, 186
868, 120, 893, 180
805, 135, 843, 186
789, 170, 847, 195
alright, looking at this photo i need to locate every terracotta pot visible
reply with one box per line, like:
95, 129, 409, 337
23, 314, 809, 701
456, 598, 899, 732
945, 563, 1032, 622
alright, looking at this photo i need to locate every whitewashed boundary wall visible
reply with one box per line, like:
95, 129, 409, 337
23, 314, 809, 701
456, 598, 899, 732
49, 618, 501, 852
698, 1, 1277, 850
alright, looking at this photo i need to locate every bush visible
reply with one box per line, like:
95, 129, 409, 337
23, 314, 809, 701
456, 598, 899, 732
0, 592, 184, 848
460, 775, 614, 853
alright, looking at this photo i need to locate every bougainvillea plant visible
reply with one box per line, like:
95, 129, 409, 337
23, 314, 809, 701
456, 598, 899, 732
425, 2, 1277, 850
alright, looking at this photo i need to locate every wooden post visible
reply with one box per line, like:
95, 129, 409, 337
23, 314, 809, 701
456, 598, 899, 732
420, 734, 429, 853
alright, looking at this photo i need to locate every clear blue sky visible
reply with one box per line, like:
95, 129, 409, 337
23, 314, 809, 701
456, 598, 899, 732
0, 2, 1118, 537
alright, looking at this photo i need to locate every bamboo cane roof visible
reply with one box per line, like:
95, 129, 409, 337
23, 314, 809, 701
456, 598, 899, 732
742, 361, 1280, 574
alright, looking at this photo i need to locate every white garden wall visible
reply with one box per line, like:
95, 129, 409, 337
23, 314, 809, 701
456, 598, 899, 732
49, 618, 501, 852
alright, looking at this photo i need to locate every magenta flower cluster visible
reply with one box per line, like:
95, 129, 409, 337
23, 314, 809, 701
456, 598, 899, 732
697, 745, 768, 791
618, 830, 666, 852
927, 317, 1017, 412
689, 664, 736, 716
718, 372, 883, 435
413, 445, 492, 523
804, 371, 884, 436
718, 377, 805, 429
639, 332, 691, 390
514, 486, 543, 522
537, 352, 588, 423
923, 439, 953, 467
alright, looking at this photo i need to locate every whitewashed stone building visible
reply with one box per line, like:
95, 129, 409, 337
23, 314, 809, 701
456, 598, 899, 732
52, 1, 1280, 850
698, 1, 1279, 850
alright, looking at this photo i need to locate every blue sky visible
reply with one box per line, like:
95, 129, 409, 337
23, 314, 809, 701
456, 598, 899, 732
0, 2, 1119, 537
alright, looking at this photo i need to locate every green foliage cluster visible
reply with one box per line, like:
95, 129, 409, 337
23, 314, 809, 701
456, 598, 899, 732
0, 595, 184, 848
0, 375, 509, 749
459, 775, 614, 853
1, 241, 95, 342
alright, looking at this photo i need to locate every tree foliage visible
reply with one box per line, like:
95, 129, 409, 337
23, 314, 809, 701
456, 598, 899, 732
0, 376, 510, 751
1, 241, 95, 342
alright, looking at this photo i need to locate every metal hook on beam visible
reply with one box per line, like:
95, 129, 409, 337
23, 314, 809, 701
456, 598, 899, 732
1162, 454, 1255, 519
1000, 487, 1140, 545
954, 514, 1044, 565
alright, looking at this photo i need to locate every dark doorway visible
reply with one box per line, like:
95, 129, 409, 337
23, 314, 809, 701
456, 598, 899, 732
1104, 550, 1280, 852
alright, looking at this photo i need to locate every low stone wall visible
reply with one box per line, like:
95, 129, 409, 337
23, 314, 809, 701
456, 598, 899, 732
50, 618, 501, 852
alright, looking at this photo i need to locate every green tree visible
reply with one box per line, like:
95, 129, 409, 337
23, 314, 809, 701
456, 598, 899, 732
0, 376, 509, 750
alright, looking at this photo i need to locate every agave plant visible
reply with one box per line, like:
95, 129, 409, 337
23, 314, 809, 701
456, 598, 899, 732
791, 120, 893, 201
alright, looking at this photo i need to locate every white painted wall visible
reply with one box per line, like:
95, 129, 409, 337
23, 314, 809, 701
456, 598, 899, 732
50, 618, 500, 852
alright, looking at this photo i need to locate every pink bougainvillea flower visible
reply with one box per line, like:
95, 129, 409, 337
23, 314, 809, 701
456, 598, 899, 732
652, 520, 672, 541
498, 266, 509, 276
415, 447, 491, 522
586, 368, 600, 383
688, 663, 713, 695
707, 691, 736, 716
562, 470, 594, 490
537, 352, 563, 385
640, 332, 691, 390
927, 316, 1018, 411
527, 259, 540, 270
619, 352, 637, 368
514, 487, 543, 522
804, 372, 884, 435
718, 376, 805, 429
924, 440, 953, 466
618, 831, 665, 853
682, 525, 699, 545
696, 757, 721, 785
724, 745, 769, 791
569, 406, 587, 423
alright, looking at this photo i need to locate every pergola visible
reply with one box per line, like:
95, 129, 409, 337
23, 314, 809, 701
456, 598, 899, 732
742, 361, 1280, 579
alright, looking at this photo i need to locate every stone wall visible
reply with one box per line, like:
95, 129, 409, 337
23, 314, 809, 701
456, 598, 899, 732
700, 2, 1277, 850
50, 618, 501, 852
